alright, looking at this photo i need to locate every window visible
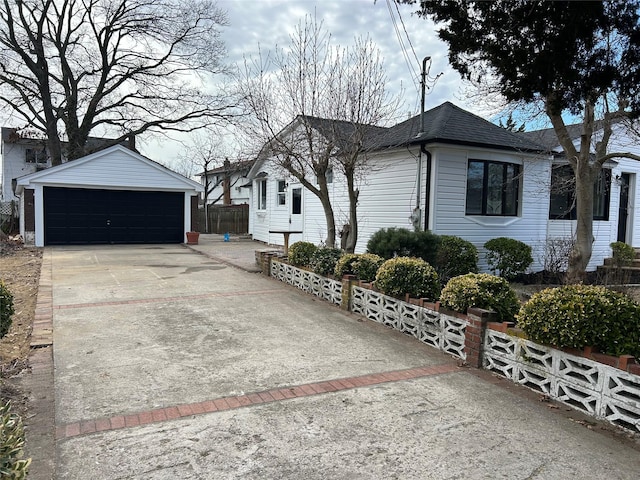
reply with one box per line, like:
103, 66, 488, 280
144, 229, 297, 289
549, 165, 611, 220
277, 180, 287, 206
25, 148, 47, 164
465, 160, 520, 216
257, 179, 267, 210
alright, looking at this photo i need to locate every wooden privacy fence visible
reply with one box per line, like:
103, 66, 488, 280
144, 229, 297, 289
201, 204, 249, 234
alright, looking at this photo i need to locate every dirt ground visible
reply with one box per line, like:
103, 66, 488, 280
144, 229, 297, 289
0, 241, 42, 413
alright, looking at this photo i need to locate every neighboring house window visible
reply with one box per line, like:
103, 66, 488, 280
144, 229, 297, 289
465, 160, 520, 216
257, 179, 267, 210
25, 148, 47, 164
277, 180, 287, 205
549, 165, 611, 221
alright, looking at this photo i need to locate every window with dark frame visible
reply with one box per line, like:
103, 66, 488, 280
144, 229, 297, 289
549, 165, 611, 221
465, 160, 520, 216
25, 148, 47, 164
277, 180, 286, 206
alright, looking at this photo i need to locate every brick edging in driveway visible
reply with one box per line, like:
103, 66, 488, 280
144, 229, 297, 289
56, 363, 460, 441
22, 248, 56, 480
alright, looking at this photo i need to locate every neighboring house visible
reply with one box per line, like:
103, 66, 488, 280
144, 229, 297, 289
198, 158, 255, 205
247, 101, 640, 273
0, 126, 134, 204
15, 144, 203, 246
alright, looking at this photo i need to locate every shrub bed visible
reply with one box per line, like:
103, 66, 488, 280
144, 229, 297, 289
436, 235, 478, 283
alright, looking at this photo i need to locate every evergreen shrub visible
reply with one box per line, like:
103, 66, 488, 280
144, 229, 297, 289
439, 273, 520, 323
0, 281, 14, 339
484, 237, 533, 280
353, 253, 384, 283
435, 235, 478, 283
517, 285, 640, 359
310, 247, 343, 276
288, 241, 317, 267
334, 253, 359, 278
366, 228, 440, 265
375, 257, 440, 300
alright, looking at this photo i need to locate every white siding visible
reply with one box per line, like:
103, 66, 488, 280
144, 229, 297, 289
23, 146, 199, 192
1, 141, 50, 202
429, 146, 551, 272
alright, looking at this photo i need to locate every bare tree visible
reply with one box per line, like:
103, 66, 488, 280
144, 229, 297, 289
239, 15, 399, 250
0, 0, 238, 165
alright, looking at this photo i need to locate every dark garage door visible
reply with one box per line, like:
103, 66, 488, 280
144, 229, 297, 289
44, 187, 184, 245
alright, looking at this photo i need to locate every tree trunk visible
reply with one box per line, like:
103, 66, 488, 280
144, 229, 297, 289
319, 192, 336, 248
344, 170, 358, 253
566, 160, 597, 283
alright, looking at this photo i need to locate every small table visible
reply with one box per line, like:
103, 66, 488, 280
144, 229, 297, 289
269, 230, 303, 256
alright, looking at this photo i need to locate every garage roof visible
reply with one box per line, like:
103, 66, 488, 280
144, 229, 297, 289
15, 144, 203, 194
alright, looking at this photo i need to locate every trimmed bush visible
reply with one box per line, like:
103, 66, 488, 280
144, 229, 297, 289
0, 402, 30, 479
0, 281, 14, 339
517, 285, 640, 359
366, 228, 440, 265
310, 247, 343, 276
484, 237, 533, 280
334, 253, 360, 278
435, 235, 478, 283
288, 241, 317, 267
353, 253, 385, 283
439, 273, 520, 323
375, 257, 440, 300
610, 241, 636, 266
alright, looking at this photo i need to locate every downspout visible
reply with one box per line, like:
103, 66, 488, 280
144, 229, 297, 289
422, 145, 432, 231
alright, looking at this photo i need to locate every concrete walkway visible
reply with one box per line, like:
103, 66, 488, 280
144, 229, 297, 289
25, 237, 640, 478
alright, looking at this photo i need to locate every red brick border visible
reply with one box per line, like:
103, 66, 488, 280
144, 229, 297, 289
56, 363, 459, 440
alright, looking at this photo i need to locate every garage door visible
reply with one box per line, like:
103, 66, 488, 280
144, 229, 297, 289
44, 187, 184, 245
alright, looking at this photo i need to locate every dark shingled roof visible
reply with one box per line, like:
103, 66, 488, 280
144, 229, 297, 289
300, 115, 388, 151
372, 102, 546, 152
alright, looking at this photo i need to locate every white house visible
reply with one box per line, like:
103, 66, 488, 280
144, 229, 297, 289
198, 158, 254, 206
15, 144, 203, 246
247, 102, 640, 273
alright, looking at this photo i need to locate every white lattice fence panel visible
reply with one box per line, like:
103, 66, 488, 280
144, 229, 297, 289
351, 286, 367, 316
602, 369, 640, 433
440, 314, 467, 360
483, 330, 517, 379
419, 308, 441, 349
515, 339, 555, 394
380, 296, 401, 329
555, 355, 602, 392
321, 278, 342, 305
398, 303, 422, 340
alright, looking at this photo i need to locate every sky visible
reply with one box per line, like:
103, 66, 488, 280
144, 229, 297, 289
141, 0, 482, 170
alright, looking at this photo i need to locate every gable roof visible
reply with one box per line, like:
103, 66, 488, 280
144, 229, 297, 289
372, 102, 546, 152
198, 158, 255, 177
15, 144, 203, 194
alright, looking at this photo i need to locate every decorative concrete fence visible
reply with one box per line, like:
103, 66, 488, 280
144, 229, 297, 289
484, 328, 640, 434
259, 254, 640, 434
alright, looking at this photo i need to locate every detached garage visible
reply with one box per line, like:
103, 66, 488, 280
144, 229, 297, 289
15, 145, 203, 246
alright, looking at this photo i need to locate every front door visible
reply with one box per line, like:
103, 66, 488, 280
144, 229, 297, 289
617, 173, 630, 242
289, 184, 303, 231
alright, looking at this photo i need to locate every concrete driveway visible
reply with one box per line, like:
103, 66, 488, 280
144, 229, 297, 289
45, 243, 639, 479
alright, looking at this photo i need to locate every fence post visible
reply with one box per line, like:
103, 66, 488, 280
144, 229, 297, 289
464, 307, 494, 368
340, 275, 356, 311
